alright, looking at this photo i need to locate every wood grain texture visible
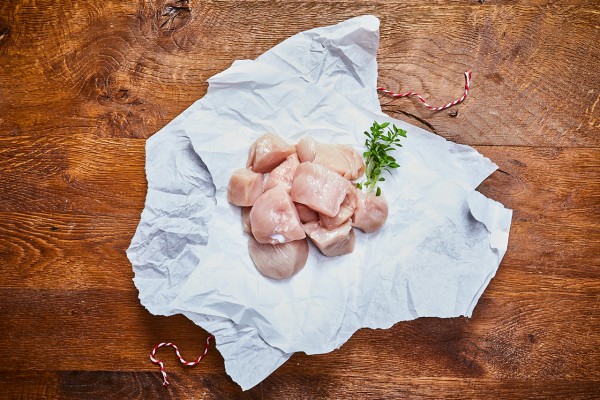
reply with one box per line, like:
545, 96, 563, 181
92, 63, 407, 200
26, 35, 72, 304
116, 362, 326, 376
2, 372, 598, 400
0, 0, 598, 398
1, 289, 598, 376
0, 372, 59, 399
0, 1, 598, 145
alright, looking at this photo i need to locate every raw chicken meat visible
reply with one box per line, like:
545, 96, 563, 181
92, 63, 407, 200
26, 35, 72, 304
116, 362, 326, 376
248, 237, 309, 280
319, 190, 357, 229
296, 137, 365, 180
247, 133, 295, 173
241, 207, 252, 233
230, 133, 390, 279
227, 168, 264, 207
250, 185, 306, 244
290, 162, 351, 217
303, 220, 356, 257
295, 203, 319, 223
264, 153, 300, 192
352, 189, 389, 233
295, 137, 317, 162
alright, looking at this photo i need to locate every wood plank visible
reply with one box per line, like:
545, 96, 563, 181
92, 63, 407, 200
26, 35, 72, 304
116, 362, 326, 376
0, 133, 146, 215
260, 376, 600, 400
475, 146, 600, 226
0, 2, 598, 147
1, 371, 595, 400
0, 212, 137, 290
0, 290, 222, 372
0, 371, 59, 400
0, 289, 598, 379
53, 372, 600, 399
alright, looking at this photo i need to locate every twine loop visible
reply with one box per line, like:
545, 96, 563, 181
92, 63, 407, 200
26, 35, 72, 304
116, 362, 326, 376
377, 71, 472, 111
150, 335, 214, 387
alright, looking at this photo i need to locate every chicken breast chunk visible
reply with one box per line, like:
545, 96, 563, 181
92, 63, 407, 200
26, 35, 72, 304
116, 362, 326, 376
241, 207, 252, 233
250, 185, 306, 244
319, 190, 357, 229
264, 153, 300, 192
296, 137, 317, 163
247, 133, 295, 173
290, 162, 351, 218
303, 220, 356, 257
296, 137, 365, 180
295, 203, 319, 223
352, 189, 389, 233
227, 168, 264, 207
248, 237, 309, 280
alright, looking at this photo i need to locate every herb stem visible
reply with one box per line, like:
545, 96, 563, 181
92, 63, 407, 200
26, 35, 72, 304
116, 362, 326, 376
356, 121, 406, 196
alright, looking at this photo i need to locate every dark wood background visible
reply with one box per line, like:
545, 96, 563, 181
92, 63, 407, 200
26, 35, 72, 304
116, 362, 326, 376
1, 0, 598, 398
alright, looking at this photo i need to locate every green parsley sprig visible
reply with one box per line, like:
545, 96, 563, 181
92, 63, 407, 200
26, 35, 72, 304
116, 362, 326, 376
356, 121, 406, 196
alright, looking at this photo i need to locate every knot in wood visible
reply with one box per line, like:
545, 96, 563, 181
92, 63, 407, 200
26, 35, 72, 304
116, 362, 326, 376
160, 0, 192, 31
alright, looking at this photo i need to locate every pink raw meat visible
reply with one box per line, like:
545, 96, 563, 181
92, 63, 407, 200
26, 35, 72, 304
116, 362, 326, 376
290, 162, 351, 217
250, 185, 306, 244
296, 137, 365, 180
227, 168, 264, 207
303, 220, 356, 257
264, 153, 300, 192
295, 203, 319, 223
241, 207, 252, 233
248, 237, 309, 280
352, 189, 389, 233
319, 190, 357, 229
247, 133, 295, 173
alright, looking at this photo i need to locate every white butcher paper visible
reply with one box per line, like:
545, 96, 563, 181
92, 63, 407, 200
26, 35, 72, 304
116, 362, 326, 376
127, 15, 513, 390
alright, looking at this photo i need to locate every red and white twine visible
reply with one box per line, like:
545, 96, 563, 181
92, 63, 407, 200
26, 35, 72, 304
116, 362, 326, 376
150, 335, 214, 387
377, 71, 472, 111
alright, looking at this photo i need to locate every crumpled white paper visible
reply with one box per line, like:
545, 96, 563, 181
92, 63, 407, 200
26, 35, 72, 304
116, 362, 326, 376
127, 15, 512, 390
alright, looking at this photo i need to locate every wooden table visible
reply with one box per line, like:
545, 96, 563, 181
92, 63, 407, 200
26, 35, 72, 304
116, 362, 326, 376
1, 1, 598, 398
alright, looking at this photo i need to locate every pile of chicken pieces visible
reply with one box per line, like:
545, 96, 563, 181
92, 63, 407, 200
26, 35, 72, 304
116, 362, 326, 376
228, 133, 388, 280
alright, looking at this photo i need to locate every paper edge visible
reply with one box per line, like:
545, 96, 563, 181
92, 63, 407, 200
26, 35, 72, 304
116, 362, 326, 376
464, 191, 513, 316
